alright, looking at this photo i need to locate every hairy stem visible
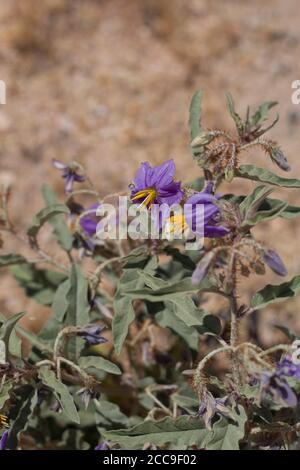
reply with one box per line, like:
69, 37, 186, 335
227, 253, 241, 387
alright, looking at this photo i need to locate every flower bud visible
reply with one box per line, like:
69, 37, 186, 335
263, 249, 287, 277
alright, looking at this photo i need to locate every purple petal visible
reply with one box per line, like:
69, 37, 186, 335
204, 225, 229, 238
277, 380, 297, 407
203, 181, 214, 194
80, 204, 101, 236
263, 249, 287, 277
270, 147, 291, 172
64, 174, 75, 193
0, 431, 9, 450
192, 252, 214, 285
74, 174, 86, 183
52, 159, 67, 170
95, 442, 110, 450
149, 159, 176, 188
156, 182, 183, 205
132, 162, 152, 191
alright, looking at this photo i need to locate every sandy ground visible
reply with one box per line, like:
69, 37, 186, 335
0, 0, 300, 344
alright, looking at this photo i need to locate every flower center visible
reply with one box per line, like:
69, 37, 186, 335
165, 214, 189, 237
131, 188, 158, 208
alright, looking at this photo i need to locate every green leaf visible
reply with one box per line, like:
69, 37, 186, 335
103, 415, 209, 450
163, 247, 196, 271
112, 257, 157, 355
42, 185, 73, 251
66, 264, 90, 360
0, 312, 25, 359
41, 279, 71, 339
38, 367, 80, 423
250, 101, 277, 126
11, 264, 66, 306
16, 325, 53, 353
240, 185, 274, 217
237, 164, 300, 188
206, 405, 247, 450
125, 276, 215, 300
0, 313, 22, 359
78, 356, 121, 375
186, 176, 205, 192
171, 394, 199, 414
228, 194, 300, 220
251, 275, 300, 309
156, 306, 200, 351
244, 202, 287, 226
95, 399, 129, 427
189, 90, 203, 141
27, 203, 70, 240
0, 381, 13, 409
226, 93, 244, 134
0, 254, 27, 267
6, 386, 38, 450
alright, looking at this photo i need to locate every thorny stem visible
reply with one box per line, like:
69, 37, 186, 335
145, 385, 177, 417
227, 251, 241, 387
59, 357, 90, 382
90, 256, 122, 293
259, 344, 292, 357
193, 345, 233, 399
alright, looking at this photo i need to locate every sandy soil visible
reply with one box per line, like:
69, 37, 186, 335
0, 0, 300, 344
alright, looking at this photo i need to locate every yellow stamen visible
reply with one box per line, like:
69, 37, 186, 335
131, 188, 158, 208
166, 214, 189, 236
0, 414, 9, 428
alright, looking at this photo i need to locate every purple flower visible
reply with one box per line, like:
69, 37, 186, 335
198, 391, 235, 430
53, 159, 86, 193
191, 251, 214, 285
277, 356, 300, 381
77, 324, 108, 346
77, 387, 100, 409
185, 183, 229, 238
79, 204, 100, 237
131, 160, 183, 208
263, 249, 287, 277
0, 430, 9, 450
261, 370, 297, 408
270, 146, 291, 172
95, 442, 110, 450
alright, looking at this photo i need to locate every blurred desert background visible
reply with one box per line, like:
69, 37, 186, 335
0, 0, 300, 347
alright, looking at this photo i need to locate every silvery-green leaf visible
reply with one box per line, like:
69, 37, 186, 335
251, 275, 300, 309
205, 405, 247, 450
171, 394, 199, 414
27, 204, 70, 241
250, 101, 277, 126
78, 356, 121, 375
156, 306, 200, 351
237, 165, 300, 188
38, 367, 80, 423
66, 264, 90, 360
0, 381, 12, 409
95, 399, 129, 427
112, 257, 157, 355
240, 185, 274, 218
226, 93, 244, 134
189, 90, 204, 141
6, 386, 38, 450
41, 279, 70, 340
0, 340, 5, 364
103, 415, 209, 450
0, 311, 25, 358
42, 184, 73, 251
